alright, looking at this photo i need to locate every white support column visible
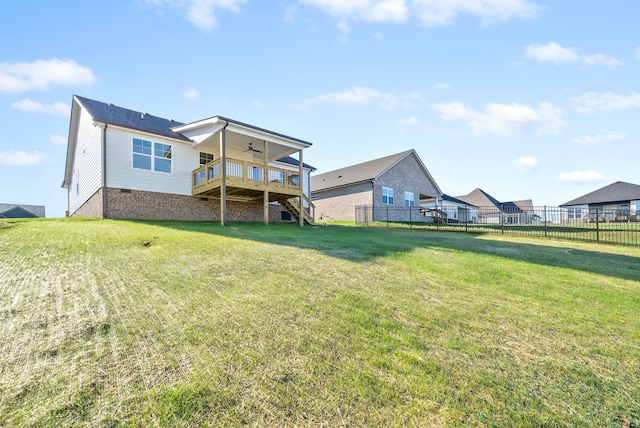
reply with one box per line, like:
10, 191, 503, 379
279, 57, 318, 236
220, 128, 227, 226
299, 149, 304, 227
264, 141, 270, 225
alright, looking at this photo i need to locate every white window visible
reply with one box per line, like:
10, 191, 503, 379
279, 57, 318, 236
568, 207, 582, 220
382, 187, 394, 205
199, 152, 214, 166
404, 191, 415, 207
133, 138, 172, 173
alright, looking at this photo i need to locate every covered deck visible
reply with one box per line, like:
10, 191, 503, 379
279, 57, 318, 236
173, 116, 314, 226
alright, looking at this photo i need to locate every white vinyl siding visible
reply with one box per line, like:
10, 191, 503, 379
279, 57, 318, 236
68, 108, 103, 215
106, 127, 195, 195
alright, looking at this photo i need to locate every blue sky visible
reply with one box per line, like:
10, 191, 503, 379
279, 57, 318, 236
1, 1, 639, 217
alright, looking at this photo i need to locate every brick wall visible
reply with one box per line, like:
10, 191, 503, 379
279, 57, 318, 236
105, 188, 283, 221
72, 188, 104, 217
312, 182, 372, 221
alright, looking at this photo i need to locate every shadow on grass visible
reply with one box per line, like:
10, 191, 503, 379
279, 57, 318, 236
135, 220, 640, 283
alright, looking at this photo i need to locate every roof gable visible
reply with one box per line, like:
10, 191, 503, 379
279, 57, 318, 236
0, 205, 41, 218
312, 150, 440, 193
560, 181, 640, 206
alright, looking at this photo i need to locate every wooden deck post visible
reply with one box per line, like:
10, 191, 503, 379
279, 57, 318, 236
220, 127, 227, 226
264, 191, 270, 225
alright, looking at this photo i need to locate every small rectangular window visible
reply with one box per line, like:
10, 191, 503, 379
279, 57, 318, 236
199, 152, 214, 166
133, 138, 152, 171
404, 191, 415, 207
382, 187, 394, 205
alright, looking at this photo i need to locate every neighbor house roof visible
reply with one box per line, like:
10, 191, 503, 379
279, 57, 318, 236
0, 204, 45, 218
455, 188, 501, 208
455, 189, 532, 212
560, 181, 640, 206
441, 194, 477, 206
311, 149, 441, 194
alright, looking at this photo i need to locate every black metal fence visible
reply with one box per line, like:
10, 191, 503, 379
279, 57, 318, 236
354, 204, 640, 247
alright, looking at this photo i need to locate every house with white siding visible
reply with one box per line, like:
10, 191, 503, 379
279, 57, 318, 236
62, 95, 315, 225
560, 181, 640, 222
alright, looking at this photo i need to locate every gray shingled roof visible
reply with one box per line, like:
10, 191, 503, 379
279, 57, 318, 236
0, 204, 45, 218
311, 150, 413, 192
75, 95, 191, 141
560, 181, 640, 206
442, 194, 476, 206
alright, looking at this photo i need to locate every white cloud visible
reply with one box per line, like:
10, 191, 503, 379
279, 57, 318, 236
400, 116, 419, 125
524, 42, 623, 67
337, 19, 351, 32
0, 150, 52, 166
583, 54, 623, 67
183, 87, 199, 100
0, 58, 97, 93
524, 42, 579, 65
50, 135, 67, 145
144, 0, 246, 30
372, 31, 384, 40
413, 0, 539, 26
301, 0, 409, 23
557, 170, 605, 184
283, 6, 296, 22
296, 86, 423, 110
300, 0, 538, 26
573, 91, 640, 114
251, 100, 263, 108
431, 101, 565, 136
572, 130, 626, 146
11, 98, 70, 115
635, 46, 640, 61
513, 156, 539, 171
435, 82, 451, 89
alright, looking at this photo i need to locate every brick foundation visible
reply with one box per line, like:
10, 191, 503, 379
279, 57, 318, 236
73, 188, 104, 217
73, 187, 285, 222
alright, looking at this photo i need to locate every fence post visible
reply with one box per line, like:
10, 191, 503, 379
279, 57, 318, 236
501, 204, 505, 234
409, 206, 412, 229
544, 206, 547, 237
386, 205, 389, 228
596, 208, 600, 243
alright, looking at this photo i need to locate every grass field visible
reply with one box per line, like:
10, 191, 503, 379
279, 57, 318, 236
1, 218, 639, 427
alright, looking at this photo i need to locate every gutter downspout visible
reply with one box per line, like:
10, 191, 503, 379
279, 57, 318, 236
101, 123, 108, 219
371, 180, 375, 222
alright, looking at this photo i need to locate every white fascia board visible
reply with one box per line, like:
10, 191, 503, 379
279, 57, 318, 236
172, 117, 226, 146
62, 98, 82, 188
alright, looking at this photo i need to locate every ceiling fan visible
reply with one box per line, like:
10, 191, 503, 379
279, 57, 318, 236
243, 142, 263, 153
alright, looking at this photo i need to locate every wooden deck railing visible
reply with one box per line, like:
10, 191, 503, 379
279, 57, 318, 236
193, 158, 302, 194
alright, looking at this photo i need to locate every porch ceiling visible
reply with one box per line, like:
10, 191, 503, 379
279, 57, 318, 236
172, 117, 309, 163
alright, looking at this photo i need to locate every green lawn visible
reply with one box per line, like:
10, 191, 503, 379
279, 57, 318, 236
1, 218, 639, 427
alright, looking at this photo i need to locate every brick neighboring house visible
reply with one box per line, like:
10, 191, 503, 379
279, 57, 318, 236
560, 181, 640, 222
310, 149, 441, 222
0, 204, 45, 218
62, 95, 315, 225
